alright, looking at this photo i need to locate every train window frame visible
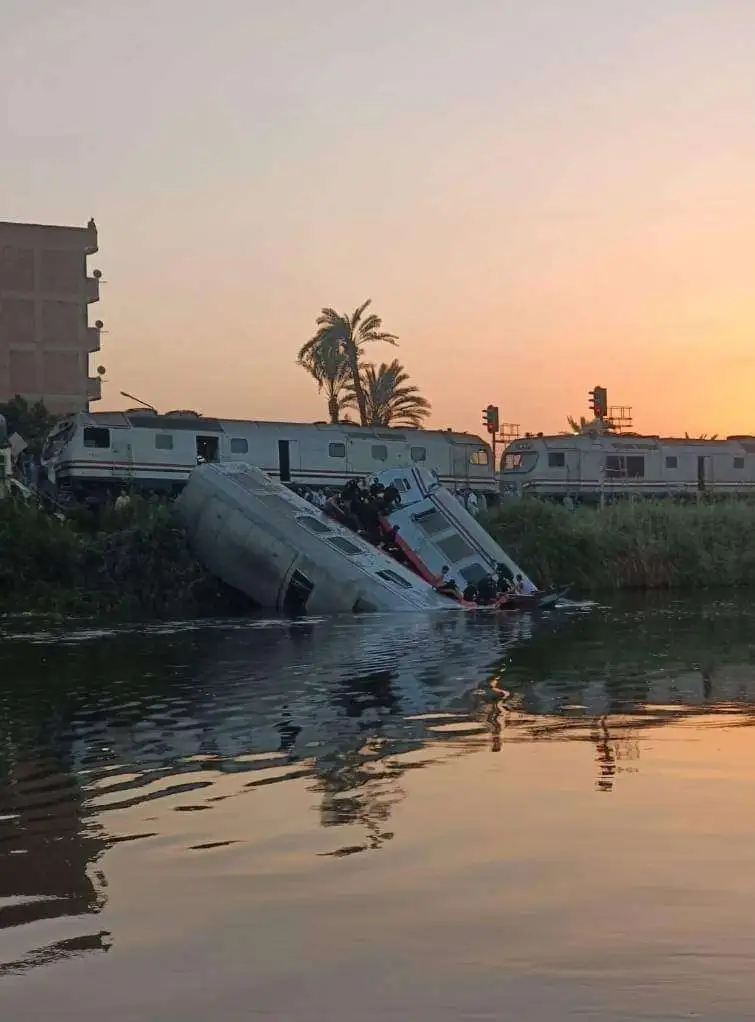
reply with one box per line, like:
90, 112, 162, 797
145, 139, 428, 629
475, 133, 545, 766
371, 444, 388, 462
296, 515, 333, 534
469, 449, 489, 466
155, 433, 174, 450
547, 452, 566, 468
665, 456, 678, 469
606, 455, 645, 479
328, 442, 346, 458
83, 426, 110, 449
328, 536, 363, 556
410, 446, 427, 462
502, 452, 537, 473
376, 569, 413, 589
734, 456, 745, 470
230, 437, 249, 454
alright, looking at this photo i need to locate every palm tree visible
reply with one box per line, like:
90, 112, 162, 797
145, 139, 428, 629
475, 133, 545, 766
298, 300, 398, 426
347, 359, 431, 428
567, 415, 588, 433
297, 341, 352, 423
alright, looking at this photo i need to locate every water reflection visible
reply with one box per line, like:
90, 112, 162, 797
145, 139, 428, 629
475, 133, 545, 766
2, 596, 755, 991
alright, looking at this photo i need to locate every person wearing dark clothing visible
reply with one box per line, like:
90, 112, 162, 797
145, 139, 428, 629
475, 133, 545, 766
476, 575, 496, 605
381, 484, 400, 513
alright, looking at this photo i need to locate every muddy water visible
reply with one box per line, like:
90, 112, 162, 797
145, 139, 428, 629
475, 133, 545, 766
2, 598, 755, 1020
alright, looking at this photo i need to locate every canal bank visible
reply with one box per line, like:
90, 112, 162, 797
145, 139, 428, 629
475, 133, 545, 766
5, 495, 755, 617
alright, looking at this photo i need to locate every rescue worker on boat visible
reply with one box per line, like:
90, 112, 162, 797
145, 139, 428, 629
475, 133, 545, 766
434, 566, 461, 599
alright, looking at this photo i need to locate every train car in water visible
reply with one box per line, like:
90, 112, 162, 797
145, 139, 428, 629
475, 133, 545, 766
39, 410, 496, 504
499, 432, 755, 499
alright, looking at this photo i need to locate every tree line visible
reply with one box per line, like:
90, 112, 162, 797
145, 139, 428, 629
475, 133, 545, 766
297, 299, 431, 428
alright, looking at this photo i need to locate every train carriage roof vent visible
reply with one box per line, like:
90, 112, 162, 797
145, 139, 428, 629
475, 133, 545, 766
165, 409, 202, 417
125, 407, 157, 414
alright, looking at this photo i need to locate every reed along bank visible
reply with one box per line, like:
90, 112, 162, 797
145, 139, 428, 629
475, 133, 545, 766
484, 497, 755, 592
5, 495, 755, 618
0, 496, 251, 619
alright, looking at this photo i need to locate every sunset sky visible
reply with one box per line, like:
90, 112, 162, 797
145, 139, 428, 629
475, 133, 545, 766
3, 0, 755, 438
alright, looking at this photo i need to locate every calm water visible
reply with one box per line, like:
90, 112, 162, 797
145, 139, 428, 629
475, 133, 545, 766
2, 597, 755, 1020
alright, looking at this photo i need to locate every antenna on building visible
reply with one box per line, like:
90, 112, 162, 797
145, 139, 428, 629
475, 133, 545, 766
120, 390, 157, 413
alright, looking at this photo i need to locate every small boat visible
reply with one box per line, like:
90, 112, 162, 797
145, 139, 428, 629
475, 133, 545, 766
176, 462, 452, 614
333, 466, 568, 612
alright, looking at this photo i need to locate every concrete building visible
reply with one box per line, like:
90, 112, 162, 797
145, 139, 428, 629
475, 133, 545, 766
0, 218, 103, 414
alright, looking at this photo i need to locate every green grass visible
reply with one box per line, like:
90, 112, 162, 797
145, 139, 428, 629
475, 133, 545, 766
0, 496, 251, 619
483, 497, 755, 591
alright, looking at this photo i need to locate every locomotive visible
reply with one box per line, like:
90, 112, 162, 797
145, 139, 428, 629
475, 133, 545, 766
499, 432, 755, 498
39, 409, 496, 504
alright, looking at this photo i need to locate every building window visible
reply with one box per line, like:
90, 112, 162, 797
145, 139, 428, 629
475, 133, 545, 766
230, 437, 249, 454
470, 449, 489, 466
734, 457, 745, 469
548, 452, 566, 468
155, 433, 173, 450
371, 444, 388, 462
665, 456, 678, 469
410, 446, 426, 462
328, 443, 346, 458
83, 426, 110, 449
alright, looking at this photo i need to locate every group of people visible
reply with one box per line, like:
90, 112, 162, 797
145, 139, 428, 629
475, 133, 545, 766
435, 564, 537, 606
329, 477, 403, 549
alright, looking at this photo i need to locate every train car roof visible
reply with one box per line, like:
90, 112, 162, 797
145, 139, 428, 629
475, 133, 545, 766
77, 411, 489, 443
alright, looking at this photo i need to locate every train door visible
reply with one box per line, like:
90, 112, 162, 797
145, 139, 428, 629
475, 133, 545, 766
697, 455, 711, 491
196, 435, 219, 463
276, 439, 300, 483
566, 448, 581, 489
110, 428, 134, 486
452, 444, 469, 488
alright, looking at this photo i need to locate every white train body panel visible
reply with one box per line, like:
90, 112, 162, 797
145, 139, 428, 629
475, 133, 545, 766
500, 433, 755, 498
40, 411, 496, 499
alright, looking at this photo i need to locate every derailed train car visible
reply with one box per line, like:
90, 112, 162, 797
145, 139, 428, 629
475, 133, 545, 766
500, 432, 755, 499
39, 410, 495, 504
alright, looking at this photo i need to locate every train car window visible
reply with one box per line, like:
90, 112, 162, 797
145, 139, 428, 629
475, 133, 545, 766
371, 444, 388, 461
297, 515, 332, 534
230, 437, 249, 454
502, 452, 537, 472
376, 569, 413, 589
626, 456, 644, 478
734, 457, 745, 469
328, 443, 346, 458
470, 449, 489, 466
665, 456, 678, 469
410, 446, 426, 462
83, 426, 110, 449
328, 536, 363, 555
548, 452, 566, 468
459, 562, 489, 584
605, 456, 624, 478
155, 433, 174, 450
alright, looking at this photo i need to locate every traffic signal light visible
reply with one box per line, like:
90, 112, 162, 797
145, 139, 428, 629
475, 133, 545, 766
589, 386, 607, 419
482, 404, 499, 434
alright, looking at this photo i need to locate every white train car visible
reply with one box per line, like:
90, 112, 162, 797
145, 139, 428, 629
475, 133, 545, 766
40, 410, 496, 503
499, 432, 755, 499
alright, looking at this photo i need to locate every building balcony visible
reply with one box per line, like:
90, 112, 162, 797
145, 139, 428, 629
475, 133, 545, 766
87, 376, 102, 402
86, 325, 101, 352
85, 276, 100, 302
